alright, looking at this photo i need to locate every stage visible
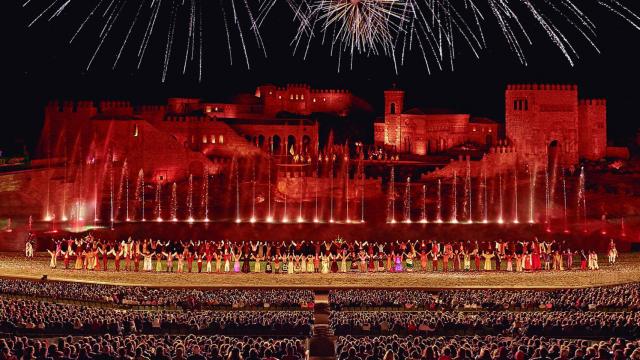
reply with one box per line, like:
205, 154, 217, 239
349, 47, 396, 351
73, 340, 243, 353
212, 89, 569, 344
0, 252, 638, 290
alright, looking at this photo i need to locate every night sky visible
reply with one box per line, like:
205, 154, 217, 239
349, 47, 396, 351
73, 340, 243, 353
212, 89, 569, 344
5, 0, 640, 155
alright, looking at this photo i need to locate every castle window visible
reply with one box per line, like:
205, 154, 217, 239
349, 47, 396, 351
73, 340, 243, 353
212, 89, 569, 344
278, 95, 282, 100
191, 135, 195, 143
290, 94, 294, 100
472, 127, 476, 132
301, 94, 304, 100
524, 100, 529, 111
313, 98, 316, 103
219, 135, 224, 144
390, 103, 396, 114
269, 91, 273, 95
133, 124, 139, 137
202, 135, 208, 144
210, 135, 216, 144
323, 98, 326, 102
295, 94, 299, 100
514, 100, 518, 110
206, 106, 212, 113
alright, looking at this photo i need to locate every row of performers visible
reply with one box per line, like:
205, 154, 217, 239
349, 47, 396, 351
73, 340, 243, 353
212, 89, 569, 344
47, 237, 608, 273
46, 237, 614, 259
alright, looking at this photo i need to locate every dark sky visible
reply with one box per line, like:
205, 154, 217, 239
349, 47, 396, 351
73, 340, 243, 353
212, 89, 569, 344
5, 0, 640, 155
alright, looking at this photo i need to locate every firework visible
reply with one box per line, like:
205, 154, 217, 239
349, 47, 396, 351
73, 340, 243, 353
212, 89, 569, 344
291, 0, 640, 72
24, 0, 266, 81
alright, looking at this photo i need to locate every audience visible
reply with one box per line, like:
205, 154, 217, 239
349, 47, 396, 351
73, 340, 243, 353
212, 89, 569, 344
330, 311, 640, 338
0, 279, 314, 308
336, 335, 640, 360
0, 335, 308, 360
0, 298, 313, 336
329, 284, 640, 311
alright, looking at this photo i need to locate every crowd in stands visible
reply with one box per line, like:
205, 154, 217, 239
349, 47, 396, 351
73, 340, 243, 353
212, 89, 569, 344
0, 279, 314, 308
329, 284, 640, 311
330, 311, 640, 339
336, 335, 640, 360
0, 335, 307, 360
0, 298, 313, 336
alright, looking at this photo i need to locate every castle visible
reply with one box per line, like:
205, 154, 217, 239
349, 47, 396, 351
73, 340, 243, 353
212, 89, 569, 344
41, 84, 354, 182
375, 84, 608, 167
505, 84, 606, 167
374, 88, 499, 155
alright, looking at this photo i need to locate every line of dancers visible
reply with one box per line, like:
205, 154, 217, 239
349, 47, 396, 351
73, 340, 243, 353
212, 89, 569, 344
41, 235, 616, 273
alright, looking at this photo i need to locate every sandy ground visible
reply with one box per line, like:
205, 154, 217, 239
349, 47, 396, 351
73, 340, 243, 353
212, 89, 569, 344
0, 253, 638, 290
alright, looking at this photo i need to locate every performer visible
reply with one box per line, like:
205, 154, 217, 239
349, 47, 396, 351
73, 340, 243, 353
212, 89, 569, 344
515, 252, 523, 272
287, 253, 295, 274
306, 254, 315, 273
580, 250, 588, 270
339, 252, 348, 273
300, 252, 307, 273
176, 250, 185, 273
233, 250, 242, 273
482, 251, 494, 271
320, 254, 330, 274
332, 254, 340, 273
563, 248, 574, 270
463, 249, 471, 271
163, 249, 175, 272
252, 253, 263, 273
505, 251, 513, 272
47, 239, 61, 269
25, 237, 34, 259
143, 249, 154, 272
405, 251, 415, 272
242, 252, 251, 273
394, 252, 403, 272
608, 239, 617, 265
133, 240, 141, 272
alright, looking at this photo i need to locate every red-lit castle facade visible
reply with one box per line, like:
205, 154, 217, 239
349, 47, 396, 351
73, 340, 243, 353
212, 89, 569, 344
505, 84, 607, 167
374, 88, 500, 155
375, 84, 608, 167
40, 84, 355, 183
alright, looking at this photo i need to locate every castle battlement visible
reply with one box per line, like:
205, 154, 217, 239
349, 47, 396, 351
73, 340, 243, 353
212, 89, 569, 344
579, 99, 607, 106
507, 84, 578, 91
46, 100, 97, 112
165, 115, 209, 123
137, 105, 167, 112
99, 100, 132, 111
310, 89, 351, 94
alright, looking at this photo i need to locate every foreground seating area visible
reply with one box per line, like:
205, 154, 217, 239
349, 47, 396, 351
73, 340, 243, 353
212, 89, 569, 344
0, 335, 307, 360
336, 335, 640, 360
330, 311, 640, 338
0, 278, 638, 360
0, 279, 314, 309
329, 284, 640, 311
0, 298, 313, 336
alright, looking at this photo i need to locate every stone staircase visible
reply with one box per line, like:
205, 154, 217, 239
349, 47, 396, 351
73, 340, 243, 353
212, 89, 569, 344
309, 292, 336, 360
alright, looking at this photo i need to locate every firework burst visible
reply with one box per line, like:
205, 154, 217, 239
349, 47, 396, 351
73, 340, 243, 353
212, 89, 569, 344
288, 0, 640, 72
23, 0, 266, 81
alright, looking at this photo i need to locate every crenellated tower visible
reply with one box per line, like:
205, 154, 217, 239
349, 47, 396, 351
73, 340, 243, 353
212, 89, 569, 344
578, 99, 607, 160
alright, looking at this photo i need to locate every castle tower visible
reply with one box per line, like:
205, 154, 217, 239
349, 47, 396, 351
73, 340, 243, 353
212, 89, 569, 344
578, 99, 607, 160
505, 84, 579, 167
384, 87, 405, 115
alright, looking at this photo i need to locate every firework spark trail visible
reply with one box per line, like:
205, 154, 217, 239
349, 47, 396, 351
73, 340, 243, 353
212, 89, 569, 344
138, 0, 162, 69
25, 0, 264, 79
162, 0, 179, 82
598, 0, 640, 30
114, 0, 146, 69
87, 0, 127, 71
23, 0, 640, 74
